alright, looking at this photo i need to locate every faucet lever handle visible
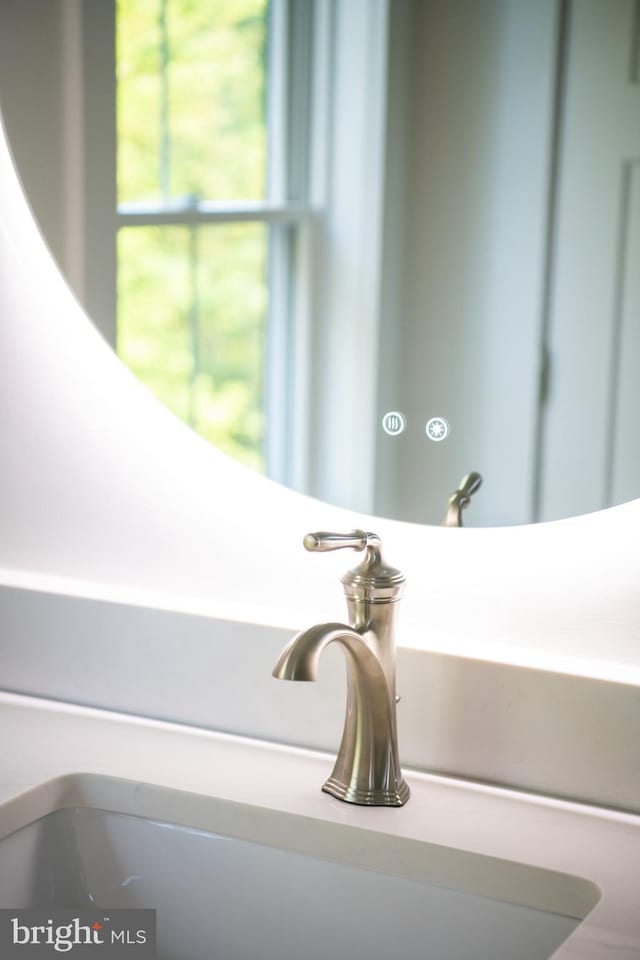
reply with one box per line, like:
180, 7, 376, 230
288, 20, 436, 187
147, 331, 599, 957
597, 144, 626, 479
303, 530, 380, 553
303, 530, 404, 599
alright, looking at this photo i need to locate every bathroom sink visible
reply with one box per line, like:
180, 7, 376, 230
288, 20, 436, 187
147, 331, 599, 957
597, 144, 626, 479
0, 773, 599, 960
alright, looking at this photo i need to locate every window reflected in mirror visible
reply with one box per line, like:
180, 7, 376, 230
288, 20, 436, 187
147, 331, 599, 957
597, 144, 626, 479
116, 0, 271, 471
2, 0, 637, 526
118, 223, 267, 470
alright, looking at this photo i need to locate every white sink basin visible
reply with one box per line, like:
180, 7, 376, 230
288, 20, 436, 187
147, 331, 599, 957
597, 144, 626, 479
0, 773, 599, 960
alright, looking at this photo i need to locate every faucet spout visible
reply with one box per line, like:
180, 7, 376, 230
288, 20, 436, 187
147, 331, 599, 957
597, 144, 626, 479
273, 622, 410, 806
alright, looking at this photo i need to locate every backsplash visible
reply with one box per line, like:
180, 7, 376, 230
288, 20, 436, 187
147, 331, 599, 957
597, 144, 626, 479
1, 583, 637, 814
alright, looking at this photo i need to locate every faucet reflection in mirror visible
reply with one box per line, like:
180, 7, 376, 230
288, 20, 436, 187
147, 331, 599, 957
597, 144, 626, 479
442, 472, 483, 528
273, 531, 409, 807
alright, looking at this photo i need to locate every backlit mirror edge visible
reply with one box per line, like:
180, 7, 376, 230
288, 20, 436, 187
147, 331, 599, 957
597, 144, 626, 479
1, 105, 639, 681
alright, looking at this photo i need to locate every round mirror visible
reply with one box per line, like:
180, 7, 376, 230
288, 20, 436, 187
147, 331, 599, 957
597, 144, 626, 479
1, 0, 637, 527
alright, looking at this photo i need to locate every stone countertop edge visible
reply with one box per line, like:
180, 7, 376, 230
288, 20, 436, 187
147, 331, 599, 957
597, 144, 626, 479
0, 691, 638, 959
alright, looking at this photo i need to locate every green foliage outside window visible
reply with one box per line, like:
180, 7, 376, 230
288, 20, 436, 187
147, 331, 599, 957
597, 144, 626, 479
116, 0, 269, 471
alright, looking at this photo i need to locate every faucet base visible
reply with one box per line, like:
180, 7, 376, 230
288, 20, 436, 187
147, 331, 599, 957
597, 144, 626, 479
322, 776, 410, 807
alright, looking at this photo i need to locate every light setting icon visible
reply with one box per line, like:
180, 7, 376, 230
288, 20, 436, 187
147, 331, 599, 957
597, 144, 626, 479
425, 416, 450, 442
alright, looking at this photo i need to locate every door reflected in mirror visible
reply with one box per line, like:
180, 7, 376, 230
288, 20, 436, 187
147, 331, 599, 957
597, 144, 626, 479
0, 0, 638, 527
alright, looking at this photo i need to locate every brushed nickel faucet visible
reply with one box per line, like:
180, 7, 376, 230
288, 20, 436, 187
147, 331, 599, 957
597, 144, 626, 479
272, 530, 410, 807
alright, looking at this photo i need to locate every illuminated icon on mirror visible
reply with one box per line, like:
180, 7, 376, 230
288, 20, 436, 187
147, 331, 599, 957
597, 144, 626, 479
425, 417, 450, 442
381, 411, 407, 436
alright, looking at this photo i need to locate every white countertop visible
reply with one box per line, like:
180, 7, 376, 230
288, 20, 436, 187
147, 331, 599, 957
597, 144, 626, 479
0, 690, 638, 959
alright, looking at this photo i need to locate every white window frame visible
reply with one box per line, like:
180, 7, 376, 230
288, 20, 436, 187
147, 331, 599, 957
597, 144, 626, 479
78, 0, 391, 514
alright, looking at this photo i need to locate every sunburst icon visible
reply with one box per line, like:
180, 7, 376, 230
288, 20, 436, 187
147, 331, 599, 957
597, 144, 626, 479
425, 417, 450, 442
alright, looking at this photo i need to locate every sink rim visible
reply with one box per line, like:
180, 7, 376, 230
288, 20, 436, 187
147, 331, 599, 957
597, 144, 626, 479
0, 772, 601, 921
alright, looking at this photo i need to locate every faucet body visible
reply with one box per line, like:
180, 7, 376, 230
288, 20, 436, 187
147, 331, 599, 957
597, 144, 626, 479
273, 531, 410, 806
